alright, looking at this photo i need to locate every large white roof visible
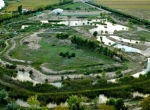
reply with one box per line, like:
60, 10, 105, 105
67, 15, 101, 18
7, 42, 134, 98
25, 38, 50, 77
52, 8, 63, 13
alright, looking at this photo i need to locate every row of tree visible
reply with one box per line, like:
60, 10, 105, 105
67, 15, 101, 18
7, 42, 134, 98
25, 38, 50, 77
71, 35, 124, 60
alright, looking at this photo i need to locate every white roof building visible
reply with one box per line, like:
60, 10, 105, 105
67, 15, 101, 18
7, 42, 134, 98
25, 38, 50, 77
52, 8, 63, 15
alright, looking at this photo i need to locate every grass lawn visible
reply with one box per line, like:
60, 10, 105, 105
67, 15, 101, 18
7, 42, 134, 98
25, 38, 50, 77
95, 0, 150, 19
4, 0, 60, 12
11, 34, 116, 71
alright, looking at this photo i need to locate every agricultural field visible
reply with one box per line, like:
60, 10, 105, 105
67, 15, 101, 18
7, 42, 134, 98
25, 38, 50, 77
4, 0, 60, 12
95, 0, 150, 19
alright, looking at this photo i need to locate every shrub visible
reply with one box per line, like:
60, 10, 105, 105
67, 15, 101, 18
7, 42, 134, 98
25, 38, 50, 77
71, 53, 75, 57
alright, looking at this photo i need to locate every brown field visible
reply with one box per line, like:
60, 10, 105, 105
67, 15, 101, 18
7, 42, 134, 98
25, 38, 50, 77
96, 0, 150, 19
4, 0, 60, 12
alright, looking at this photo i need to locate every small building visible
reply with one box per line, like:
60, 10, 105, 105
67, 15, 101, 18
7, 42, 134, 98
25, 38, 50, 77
52, 8, 63, 15
22, 8, 30, 13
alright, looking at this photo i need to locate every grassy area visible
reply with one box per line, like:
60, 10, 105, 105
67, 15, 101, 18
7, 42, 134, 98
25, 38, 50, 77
0, 14, 13, 21
61, 2, 97, 11
117, 30, 150, 42
4, 0, 60, 12
95, 0, 150, 19
11, 33, 116, 71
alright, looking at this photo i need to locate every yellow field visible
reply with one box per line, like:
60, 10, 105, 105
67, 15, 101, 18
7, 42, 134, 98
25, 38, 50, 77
96, 0, 150, 19
4, 0, 59, 12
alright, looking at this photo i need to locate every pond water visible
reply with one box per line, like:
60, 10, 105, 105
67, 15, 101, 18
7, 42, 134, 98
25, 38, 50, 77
97, 36, 141, 53
0, 0, 5, 9
12, 71, 62, 88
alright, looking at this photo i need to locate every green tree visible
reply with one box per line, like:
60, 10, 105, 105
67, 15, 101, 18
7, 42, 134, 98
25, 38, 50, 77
29, 70, 33, 75
0, 89, 8, 103
18, 5, 22, 14
115, 98, 124, 110
6, 102, 19, 110
92, 96, 98, 107
106, 98, 116, 106
115, 69, 122, 76
67, 95, 87, 110
102, 71, 106, 77
100, 36, 103, 42
93, 31, 98, 37
27, 95, 40, 109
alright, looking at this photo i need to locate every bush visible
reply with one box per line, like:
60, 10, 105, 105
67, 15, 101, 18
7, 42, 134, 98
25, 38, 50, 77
71, 53, 75, 57
56, 33, 69, 39
59, 52, 76, 58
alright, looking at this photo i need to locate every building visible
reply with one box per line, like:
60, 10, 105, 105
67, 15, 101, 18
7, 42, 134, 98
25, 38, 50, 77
52, 8, 63, 15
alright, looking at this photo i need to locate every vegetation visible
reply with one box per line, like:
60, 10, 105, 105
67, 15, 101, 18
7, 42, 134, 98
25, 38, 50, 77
95, 0, 150, 19
0, 1, 149, 109
141, 95, 150, 110
86, 2, 150, 29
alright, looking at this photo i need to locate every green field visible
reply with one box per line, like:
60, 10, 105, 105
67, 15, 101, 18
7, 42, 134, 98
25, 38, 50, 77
11, 31, 117, 72
4, 0, 60, 12
96, 0, 150, 19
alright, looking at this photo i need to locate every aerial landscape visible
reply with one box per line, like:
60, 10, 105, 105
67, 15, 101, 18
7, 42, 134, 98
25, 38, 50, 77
0, 0, 150, 110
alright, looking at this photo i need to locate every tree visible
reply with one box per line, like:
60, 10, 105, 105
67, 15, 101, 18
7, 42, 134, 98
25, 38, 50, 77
98, 104, 115, 110
115, 98, 124, 110
29, 70, 33, 75
45, 79, 48, 83
6, 102, 19, 110
18, 5, 22, 14
27, 95, 40, 109
102, 71, 106, 77
115, 69, 122, 76
61, 76, 64, 81
101, 30, 103, 34
92, 96, 98, 107
0, 89, 8, 103
67, 95, 87, 110
106, 98, 128, 110
106, 98, 116, 106
100, 36, 103, 42
93, 31, 98, 37
141, 95, 150, 110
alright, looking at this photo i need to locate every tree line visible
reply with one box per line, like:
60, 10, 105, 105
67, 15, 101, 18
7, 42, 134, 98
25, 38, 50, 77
71, 35, 124, 60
